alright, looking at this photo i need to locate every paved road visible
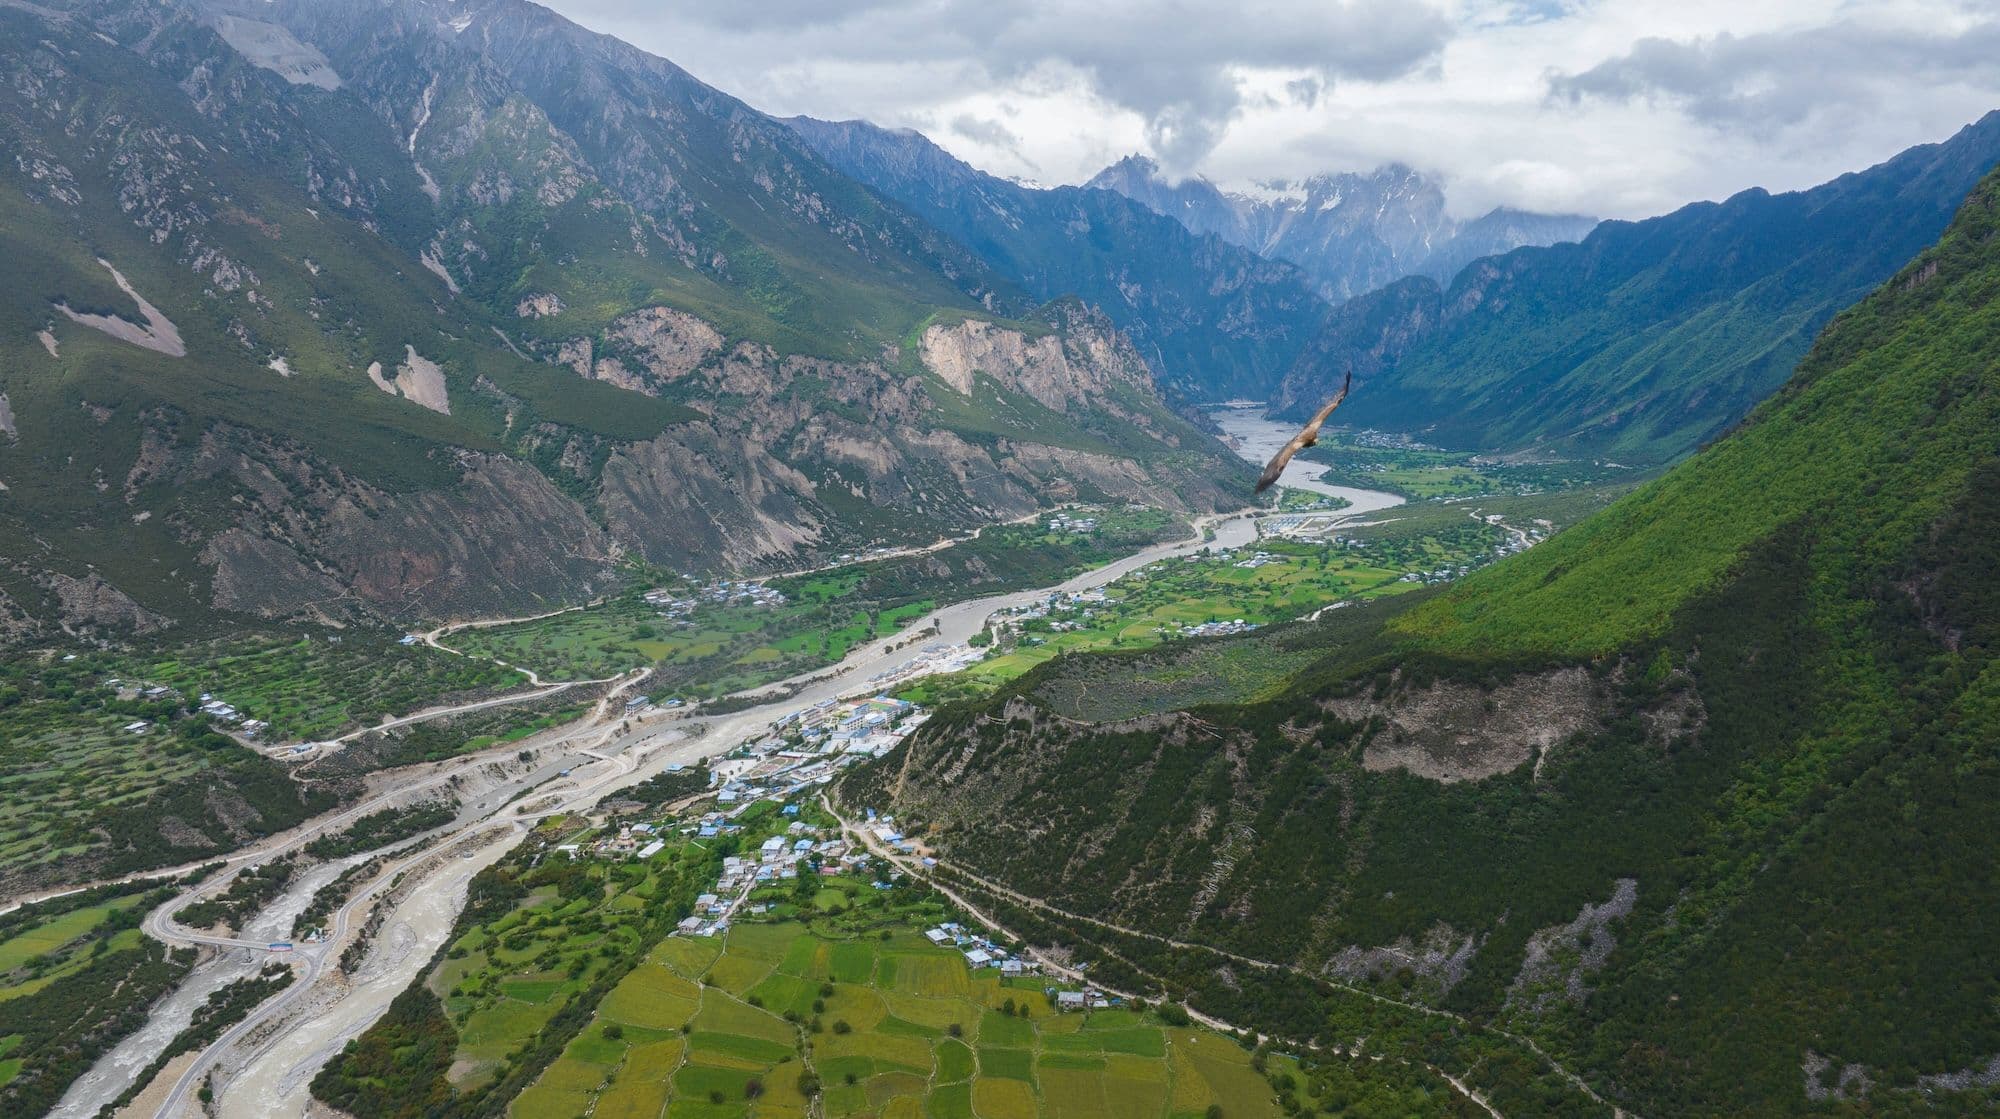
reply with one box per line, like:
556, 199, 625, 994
823, 794, 1510, 1119
133, 494, 1418, 1117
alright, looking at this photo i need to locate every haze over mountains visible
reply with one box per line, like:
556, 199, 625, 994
1277, 112, 2000, 464
4, 0, 2000, 1116
1087, 155, 1599, 303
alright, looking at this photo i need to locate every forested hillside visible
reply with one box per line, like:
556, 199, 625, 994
849, 162, 2000, 1116
1277, 111, 2000, 465
0, 0, 1248, 638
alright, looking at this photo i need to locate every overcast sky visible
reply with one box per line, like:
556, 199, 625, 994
540, 0, 2000, 220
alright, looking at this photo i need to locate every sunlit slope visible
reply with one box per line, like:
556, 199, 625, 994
1395, 166, 2000, 657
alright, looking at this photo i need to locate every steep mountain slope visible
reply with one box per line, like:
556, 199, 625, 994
848, 166, 2000, 1115
1088, 156, 1596, 302
0, 0, 1249, 637
785, 117, 1329, 401
1274, 112, 2000, 465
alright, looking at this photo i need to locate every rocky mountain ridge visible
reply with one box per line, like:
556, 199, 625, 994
785, 116, 1329, 401
1087, 155, 1596, 302
1275, 110, 2000, 464
0, 0, 1247, 638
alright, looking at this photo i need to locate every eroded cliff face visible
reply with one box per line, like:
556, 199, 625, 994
853, 660, 1694, 985
0, 302, 1238, 632
134, 420, 620, 624
543, 303, 1239, 574
3, 305, 1232, 631
919, 316, 1149, 414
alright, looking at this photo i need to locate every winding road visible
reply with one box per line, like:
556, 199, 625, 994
69, 479, 1414, 1118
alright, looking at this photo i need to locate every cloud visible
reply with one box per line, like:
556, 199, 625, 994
555, 0, 1450, 171
542, 0, 2000, 220
1285, 77, 1325, 109
949, 113, 1024, 153
1549, 19, 2000, 137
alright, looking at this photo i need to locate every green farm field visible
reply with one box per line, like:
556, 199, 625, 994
127, 632, 519, 742
449, 506, 1186, 691
1296, 436, 1636, 501
0, 650, 335, 893
515, 881, 1306, 1119
0, 881, 190, 1114
909, 521, 1506, 701
901, 482, 1635, 709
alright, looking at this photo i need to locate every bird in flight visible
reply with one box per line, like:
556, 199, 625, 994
1255, 370, 1353, 493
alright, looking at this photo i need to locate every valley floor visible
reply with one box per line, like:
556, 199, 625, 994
1, 463, 1615, 1118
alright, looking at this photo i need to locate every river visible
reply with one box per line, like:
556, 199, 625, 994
96, 458, 1405, 1118
1207, 404, 1406, 518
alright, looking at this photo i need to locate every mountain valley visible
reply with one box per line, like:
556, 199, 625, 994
0, 2, 1995, 1117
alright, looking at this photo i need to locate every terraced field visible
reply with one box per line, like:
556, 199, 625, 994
519, 898, 1298, 1119
0, 882, 189, 1115
450, 505, 1185, 692
905, 528, 1497, 703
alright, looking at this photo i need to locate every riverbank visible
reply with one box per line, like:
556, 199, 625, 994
95, 486, 1417, 1117
1207, 405, 1407, 518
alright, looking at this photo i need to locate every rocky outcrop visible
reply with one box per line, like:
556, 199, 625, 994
1326, 667, 1606, 783
1506, 878, 1638, 1014
134, 421, 619, 624
0, 393, 15, 440
55, 259, 186, 357
595, 306, 723, 389
44, 571, 170, 634
920, 314, 1151, 415
515, 292, 563, 317
366, 347, 451, 415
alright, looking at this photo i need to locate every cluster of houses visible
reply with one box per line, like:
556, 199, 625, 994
643, 578, 788, 620
923, 921, 1041, 975
676, 806, 877, 937
1231, 550, 1285, 569
1257, 512, 1353, 541
992, 589, 1112, 634
1045, 511, 1100, 534
777, 695, 924, 758
106, 679, 270, 738
1178, 619, 1258, 638
1052, 988, 1120, 1011
565, 820, 669, 860
863, 643, 986, 688
623, 694, 685, 716
195, 693, 269, 736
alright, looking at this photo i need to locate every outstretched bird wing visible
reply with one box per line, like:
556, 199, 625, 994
1254, 370, 1353, 493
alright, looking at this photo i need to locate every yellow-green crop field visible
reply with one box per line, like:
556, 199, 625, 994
510, 918, 1295, 1119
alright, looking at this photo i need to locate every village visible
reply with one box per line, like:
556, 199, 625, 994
642, 577, 790, 620
101, 678, 274, 740
521, 686, 1153, 1023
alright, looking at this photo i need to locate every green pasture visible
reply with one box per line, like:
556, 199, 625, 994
511, 886, 1289, 1118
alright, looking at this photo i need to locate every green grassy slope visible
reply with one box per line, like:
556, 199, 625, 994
1285, 111, 2000, 465
1394, 165, 2000, 655
853, 166, 2000, 1115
